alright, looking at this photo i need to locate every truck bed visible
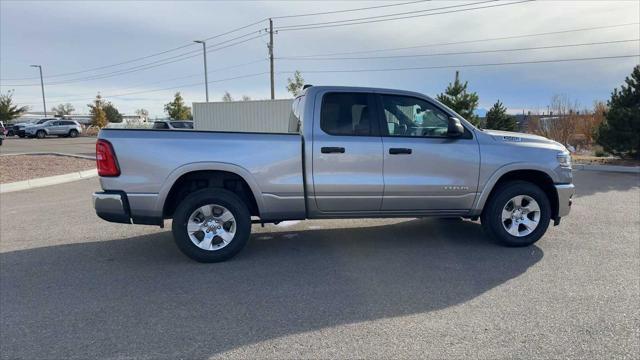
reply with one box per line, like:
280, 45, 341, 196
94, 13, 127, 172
98, 129, 306, 222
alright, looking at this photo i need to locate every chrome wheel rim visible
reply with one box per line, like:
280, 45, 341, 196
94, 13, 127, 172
501, 195, 541, 237
187, 204, 236, 251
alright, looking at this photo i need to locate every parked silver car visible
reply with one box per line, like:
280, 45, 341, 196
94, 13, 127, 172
26, 119, 83, 139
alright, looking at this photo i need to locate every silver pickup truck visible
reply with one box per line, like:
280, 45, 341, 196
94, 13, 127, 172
93, 86, 574, 262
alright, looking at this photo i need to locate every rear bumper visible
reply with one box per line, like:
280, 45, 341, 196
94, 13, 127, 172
555, 183, 575, 218
93, 191, 131, 224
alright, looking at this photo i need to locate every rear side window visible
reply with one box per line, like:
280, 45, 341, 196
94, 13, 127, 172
153, 122, 169, 129
170, 121, 193, 129
62, 121, 76, 126
320, 92, 374, 136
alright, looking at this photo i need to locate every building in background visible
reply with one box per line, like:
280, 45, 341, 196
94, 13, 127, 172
193, 99, 294, 133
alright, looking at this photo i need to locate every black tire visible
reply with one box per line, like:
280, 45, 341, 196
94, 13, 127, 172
172, 188, 251, 262
36, 130, 46, 139
18, 134, 25, 138
69, 129, 78, 138
481, 180, 551, 247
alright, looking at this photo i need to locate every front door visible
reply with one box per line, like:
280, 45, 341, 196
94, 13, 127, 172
312, 91, 384, 212
377, 93, 480, 211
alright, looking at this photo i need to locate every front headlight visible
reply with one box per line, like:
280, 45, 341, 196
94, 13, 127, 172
557, 152, 572, 168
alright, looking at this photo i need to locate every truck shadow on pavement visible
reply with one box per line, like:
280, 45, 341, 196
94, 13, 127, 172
0, 218, 543, 359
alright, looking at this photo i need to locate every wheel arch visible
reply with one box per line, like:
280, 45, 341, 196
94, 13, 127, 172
158, 162, 264, 219
474, 164, 559, 220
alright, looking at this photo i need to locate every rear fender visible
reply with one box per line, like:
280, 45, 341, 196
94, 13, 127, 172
154, 162, 265, 216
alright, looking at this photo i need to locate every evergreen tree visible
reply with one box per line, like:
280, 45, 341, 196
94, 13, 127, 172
485, 100, 517, 131
436, 71, 480, 126
596, 65, 640, 159
0, 90, 29, 122
103, 103, 123, 123
164, 92, 192, 120
88, 93, 108, 128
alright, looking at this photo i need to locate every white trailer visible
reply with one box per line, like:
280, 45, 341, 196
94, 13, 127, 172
193, 99, 294, 133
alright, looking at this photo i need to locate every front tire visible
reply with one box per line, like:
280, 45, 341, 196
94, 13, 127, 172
172, 188, 251, 262
36, 130, 46, 139
481, 181, 551, 247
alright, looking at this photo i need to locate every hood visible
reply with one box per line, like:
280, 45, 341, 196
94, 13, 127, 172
481, 129, 565, 149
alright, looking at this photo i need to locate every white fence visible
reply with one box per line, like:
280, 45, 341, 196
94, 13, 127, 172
193, 99, 294, 133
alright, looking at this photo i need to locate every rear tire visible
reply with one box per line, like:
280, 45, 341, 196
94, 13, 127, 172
172, 188, 251, 262
481, 180, 551, 247
69, 129, 78, 138
36, 130, 46, 139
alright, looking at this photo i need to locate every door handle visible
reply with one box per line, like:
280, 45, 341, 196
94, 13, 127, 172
389, 148, 412, 155
321, 147, 345, 154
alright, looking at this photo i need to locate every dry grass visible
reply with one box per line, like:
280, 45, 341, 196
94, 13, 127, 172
572, 155, 640, 167
0, 155, 95, 184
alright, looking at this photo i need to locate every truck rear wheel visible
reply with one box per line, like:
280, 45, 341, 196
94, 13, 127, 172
171, 188, 251, 262
481, 180, 551, 247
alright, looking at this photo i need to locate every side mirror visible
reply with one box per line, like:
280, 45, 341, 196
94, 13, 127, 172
447, 117, 464, 137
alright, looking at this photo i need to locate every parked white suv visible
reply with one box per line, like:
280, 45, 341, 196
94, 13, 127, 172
25, 119, 83, 138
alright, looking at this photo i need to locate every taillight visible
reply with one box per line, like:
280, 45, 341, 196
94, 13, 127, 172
96, 139, 120, 177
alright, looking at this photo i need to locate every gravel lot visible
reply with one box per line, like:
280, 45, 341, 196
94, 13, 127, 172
0, 155, 95, 183
0, 136, 96, 156
0, 171, 638, 359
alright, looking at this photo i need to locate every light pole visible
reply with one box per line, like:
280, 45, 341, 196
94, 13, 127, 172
193, 40, 209, 102
30, 65, 47, 116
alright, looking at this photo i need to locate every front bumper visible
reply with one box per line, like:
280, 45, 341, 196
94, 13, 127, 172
555, 183, 575, 218
93, 191, 131, 224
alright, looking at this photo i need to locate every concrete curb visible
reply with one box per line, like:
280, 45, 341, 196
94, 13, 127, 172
0, 169, 97, 193
573, 164, 640, 174
0, 152, 95, 160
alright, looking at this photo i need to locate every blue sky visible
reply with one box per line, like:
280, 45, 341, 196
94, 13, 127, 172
1, 0, 638, 117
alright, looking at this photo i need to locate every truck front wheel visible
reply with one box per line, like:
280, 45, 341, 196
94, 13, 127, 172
481, 180, 551, 247
172, 188, 251, 262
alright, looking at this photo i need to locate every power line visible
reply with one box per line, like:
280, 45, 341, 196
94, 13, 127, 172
284, 54, 639, 74
26, 59, 268, 102
283, 22, 640, 58
1, 34, 266, 87
277, 39, 639, 61
276, 0, 495, 30
272, 0, 431, 19
1, 19, 268, 82
275, 0, 532, 32
21, 72, 270, 103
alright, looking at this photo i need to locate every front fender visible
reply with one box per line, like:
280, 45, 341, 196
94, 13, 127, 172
472, 162, 559, 213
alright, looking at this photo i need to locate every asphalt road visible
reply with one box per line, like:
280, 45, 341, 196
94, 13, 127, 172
0, 136, 96, 156
0, 171, 638, 359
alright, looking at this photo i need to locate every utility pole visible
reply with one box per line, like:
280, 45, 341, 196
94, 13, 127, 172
268, 18, 275, 100
193, 40, 209, 102
30, 65, 46, 116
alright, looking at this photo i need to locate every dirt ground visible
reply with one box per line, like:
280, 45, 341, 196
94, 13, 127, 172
0, 155, 95, 183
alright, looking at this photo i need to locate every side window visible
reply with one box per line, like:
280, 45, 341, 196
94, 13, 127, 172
381, 95, 450, 138
153, 122, 169, 129
320, 92, 373, 136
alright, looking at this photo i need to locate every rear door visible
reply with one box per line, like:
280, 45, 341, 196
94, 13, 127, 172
311, 91, 384, 212
48, 121, 63, 135
377, 93, 480, 211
